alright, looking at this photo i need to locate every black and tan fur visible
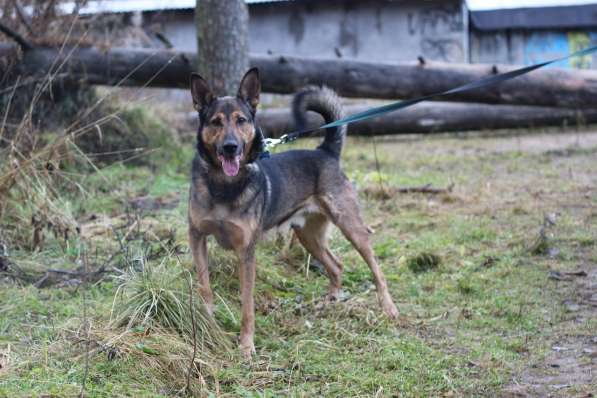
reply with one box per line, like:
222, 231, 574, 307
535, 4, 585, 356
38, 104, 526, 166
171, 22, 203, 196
189, 68, 398, 358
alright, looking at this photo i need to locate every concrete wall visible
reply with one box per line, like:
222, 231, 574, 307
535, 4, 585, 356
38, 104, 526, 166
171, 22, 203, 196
116, 3, 597, 70
248, 0, 467, 62
152, 0, 467, 63
471, 29, 597, 69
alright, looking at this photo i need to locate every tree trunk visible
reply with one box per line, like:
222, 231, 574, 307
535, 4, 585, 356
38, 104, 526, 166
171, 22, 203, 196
4, 44, 597, 109
252, 55, 597, 109
253, 102, 597, 137
195, 0, 249, 96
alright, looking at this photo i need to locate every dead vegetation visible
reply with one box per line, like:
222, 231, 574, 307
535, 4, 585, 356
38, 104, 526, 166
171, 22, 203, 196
85, 327, 223, 396
0, 18, 227, 394
110, 255, 231, 353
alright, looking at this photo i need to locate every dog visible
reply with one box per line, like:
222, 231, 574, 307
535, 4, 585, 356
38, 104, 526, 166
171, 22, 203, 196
188, 68, 399, 358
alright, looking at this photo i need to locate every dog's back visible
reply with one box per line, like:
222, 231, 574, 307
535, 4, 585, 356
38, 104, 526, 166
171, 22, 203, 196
258, 86, 348, 230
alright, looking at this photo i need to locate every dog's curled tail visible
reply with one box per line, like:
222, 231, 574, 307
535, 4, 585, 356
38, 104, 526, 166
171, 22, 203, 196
292, 86, 346, 159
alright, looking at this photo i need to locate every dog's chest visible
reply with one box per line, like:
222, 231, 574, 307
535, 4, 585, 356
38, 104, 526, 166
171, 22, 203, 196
196, 204, 257, 251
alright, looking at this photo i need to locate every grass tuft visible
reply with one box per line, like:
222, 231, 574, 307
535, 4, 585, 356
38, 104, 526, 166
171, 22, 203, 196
88, 326, 222, 396
110, 254, 232, 355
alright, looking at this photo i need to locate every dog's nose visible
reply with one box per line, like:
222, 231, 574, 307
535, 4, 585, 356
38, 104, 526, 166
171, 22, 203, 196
222, 142, 238, 155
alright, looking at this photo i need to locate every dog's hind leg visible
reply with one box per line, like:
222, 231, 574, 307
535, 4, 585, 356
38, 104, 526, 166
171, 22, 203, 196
293, 213, 344, 301
318, 186, 399, 319
189, 227, 214, 315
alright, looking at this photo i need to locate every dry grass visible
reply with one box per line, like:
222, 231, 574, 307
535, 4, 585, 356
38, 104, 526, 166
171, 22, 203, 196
0, 32, 180, 251
0, 75, 84, 250
0, 25, 235, 396
110, 253, 233, 354
86, 326, 223, 396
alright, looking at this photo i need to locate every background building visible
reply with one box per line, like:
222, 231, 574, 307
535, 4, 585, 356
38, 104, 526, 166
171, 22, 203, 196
77, 0, 469, 63
470, 4, 597, 68
75, 0, 597, 69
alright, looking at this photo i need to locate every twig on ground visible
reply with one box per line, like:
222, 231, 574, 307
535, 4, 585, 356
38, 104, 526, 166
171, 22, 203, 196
184, 272, 198, 396
34, 266, 111, 288
79, 247, 90, 398
363, 183, 455, 199
548, 269, 587, 281
394, 183, 455, 194
0, 260, 114, 288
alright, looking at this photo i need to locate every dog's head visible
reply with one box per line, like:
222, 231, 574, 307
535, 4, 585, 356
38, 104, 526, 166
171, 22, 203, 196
190, 68, 264, 177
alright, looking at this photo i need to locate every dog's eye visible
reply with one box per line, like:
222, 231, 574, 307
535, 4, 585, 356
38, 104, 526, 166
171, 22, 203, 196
237, 116, 247, 124
210, 118, 223, 127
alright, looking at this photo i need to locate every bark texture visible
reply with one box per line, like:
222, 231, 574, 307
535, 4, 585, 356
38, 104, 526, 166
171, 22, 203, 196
195, 0, 249, 96
254, 102, 597, 137
4, 44, 597, 109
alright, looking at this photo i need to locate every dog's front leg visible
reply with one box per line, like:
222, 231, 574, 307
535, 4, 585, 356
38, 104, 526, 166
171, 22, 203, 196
189, 227, 214, 315
238, 247, 256, 359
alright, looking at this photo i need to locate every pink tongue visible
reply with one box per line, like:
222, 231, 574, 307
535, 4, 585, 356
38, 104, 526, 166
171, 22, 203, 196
220, 155, 241, 176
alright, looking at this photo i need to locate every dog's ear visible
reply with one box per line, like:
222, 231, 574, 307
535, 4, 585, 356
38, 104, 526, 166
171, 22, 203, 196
237, 68, 260, 115
190, 73, 214, 112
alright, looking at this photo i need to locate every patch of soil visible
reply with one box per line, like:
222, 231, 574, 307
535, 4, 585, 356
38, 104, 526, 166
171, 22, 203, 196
412, 129, 597, 397
503, 266, 597, 397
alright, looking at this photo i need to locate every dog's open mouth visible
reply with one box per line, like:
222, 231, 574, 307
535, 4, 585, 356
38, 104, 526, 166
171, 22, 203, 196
218, 154, 242, 177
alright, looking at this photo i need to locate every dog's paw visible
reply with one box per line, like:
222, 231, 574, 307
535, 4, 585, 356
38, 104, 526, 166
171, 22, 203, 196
239, 342, 256, 360
380, 298, 399, 319
324, 291, 340, 303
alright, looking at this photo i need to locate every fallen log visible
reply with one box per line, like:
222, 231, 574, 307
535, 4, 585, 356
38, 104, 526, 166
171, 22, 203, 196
3, 44, 597, 108
254, 102, 597, 137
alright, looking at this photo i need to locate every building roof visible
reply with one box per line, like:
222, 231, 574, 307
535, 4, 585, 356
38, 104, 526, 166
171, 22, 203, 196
71, 0, 597, 14
466, 0, 597, 10
60, 0, 288, 14
470, 3, 597, 30
63, 0, 597, 31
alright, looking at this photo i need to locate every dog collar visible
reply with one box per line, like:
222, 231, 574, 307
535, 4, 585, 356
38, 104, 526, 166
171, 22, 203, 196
264, 134, 286, 151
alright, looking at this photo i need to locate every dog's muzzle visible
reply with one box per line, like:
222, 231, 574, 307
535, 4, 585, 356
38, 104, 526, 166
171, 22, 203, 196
217, 137, 243, 177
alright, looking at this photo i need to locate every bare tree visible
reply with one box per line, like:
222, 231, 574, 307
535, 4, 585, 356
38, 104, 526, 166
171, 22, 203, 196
195, 0, 250, 96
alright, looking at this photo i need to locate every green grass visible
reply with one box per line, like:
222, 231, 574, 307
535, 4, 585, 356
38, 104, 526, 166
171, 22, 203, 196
1, 129, 596, 397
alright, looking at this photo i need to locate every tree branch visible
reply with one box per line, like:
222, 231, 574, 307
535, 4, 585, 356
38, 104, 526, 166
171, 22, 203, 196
11, 0, 34, 36
0, 21, 33, 51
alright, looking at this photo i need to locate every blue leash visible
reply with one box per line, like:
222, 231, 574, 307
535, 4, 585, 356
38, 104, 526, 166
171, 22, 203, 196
264, 45, 597, 150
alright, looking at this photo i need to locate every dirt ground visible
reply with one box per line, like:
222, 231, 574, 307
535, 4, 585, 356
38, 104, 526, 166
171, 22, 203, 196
504, 266, 596, 397
503, 238, 596, 397
450, 129, 597, 397
370, 128, 597, 397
